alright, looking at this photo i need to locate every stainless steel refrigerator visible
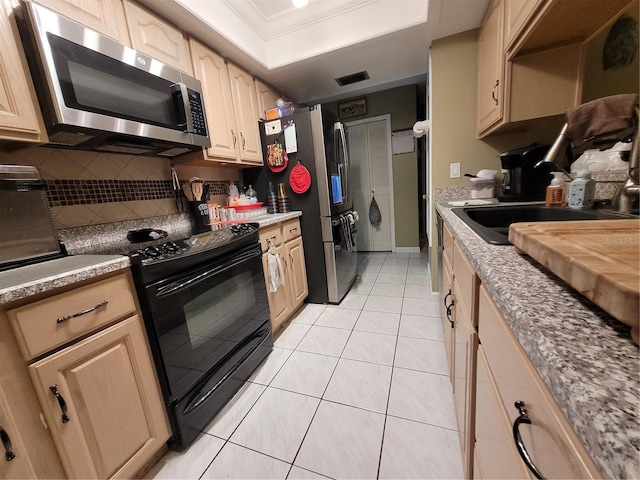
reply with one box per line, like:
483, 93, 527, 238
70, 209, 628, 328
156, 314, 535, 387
243, 104, 358, 304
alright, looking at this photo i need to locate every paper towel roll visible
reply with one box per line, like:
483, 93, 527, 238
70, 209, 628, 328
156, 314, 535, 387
413, 120, 431, 138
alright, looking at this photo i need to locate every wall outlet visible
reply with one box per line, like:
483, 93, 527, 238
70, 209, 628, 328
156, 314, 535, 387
450, 162, 461, 178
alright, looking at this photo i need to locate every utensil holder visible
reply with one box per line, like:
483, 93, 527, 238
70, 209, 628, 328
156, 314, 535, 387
190, 201, 211, 233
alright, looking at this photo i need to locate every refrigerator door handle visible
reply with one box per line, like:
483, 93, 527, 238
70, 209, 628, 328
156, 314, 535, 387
335, 122, 349, 204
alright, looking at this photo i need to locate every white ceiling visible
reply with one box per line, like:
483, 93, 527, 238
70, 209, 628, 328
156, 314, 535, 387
138, 0, 490, 104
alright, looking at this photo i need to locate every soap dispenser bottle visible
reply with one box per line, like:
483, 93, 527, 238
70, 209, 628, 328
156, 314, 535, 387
568, 170, 595, 209
545, 172, 567, 207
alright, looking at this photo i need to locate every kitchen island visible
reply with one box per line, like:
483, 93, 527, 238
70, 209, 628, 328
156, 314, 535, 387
437, 202, 639, 479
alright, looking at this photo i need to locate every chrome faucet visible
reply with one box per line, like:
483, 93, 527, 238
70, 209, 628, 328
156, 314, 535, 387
534, 123, 574, 180
613, 106, 640, 213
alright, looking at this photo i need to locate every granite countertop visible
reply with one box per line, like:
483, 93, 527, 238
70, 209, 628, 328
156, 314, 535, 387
436, 202, 639, 479
0, 255, 129, 305
242, 211, 302, 228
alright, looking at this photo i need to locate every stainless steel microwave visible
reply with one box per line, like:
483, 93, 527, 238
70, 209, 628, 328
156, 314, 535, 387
17, 1, 210, 158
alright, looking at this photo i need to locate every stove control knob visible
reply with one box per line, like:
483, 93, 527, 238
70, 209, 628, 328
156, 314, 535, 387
164, 241, 179, 253
230, 225, 241, 235
144, 246, 162, 258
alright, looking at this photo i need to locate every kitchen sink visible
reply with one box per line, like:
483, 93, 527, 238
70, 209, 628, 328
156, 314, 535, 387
452, 204, 631, 245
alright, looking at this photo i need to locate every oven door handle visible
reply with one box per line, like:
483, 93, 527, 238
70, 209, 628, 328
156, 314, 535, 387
183, 326, 271, 415
156, 248, 261, 298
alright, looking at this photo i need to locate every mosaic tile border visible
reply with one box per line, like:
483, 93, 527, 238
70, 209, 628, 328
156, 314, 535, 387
44, 179, 229, 207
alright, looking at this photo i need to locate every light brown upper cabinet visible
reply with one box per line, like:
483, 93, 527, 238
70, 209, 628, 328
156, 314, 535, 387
477, 0, 633, 138
255, 79, 280, 120
123, 0, 192, 74
0, 0, 47, 145
187, 39, 263, 167
476, 0, 505, 136
31, 0, 131, 45
227, 63, 262, 164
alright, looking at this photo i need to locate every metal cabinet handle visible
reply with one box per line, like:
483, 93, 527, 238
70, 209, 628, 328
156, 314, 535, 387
443, 290, 451, 309
492, 80, 499, 105
49, 385, 70, 423
0, 426, 15, 462
241, 132, 246, 150
513, 401, 545, 479
289, 252, 294, 268
444, 289, 454, 328
281, 254, 287, 271
56, 300, 108, 323
231, 130, 237, 148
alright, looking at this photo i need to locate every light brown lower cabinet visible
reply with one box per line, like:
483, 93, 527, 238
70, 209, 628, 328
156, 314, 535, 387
1, 270, 170, 479
475, 285, 602, 479
29, 315, 169, 479
260, 219, 308, 334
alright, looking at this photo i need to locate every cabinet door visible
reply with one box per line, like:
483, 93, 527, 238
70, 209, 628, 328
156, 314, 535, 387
504, 0, 543, 49
255, 79, 279, 120
441, 257, 454, 382
0, 388, 33, 480
0, 0, 46, 144
29, 316, 170, 479
474, 346, 531, 480
123, 1, 192, 74
33, 0, 130, 45
227, 63, 263, 164
478, 286, 602, 479
476, 0, 504, 136
189, 39, 239, 163
452, 286, 478, 480
262, 248, 292, 333
285, 236, 308, 308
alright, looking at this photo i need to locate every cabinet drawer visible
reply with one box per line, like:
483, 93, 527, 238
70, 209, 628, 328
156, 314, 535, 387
453, 242, 478, 326
443, 223, 454, 268
478, 286, 601, 479
8, 273, 137, 360
282, 218, 301, 243
259, 224, 283, 252
474, 346, 531, 480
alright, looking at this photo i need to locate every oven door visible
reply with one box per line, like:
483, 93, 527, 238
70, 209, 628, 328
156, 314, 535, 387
143, 244, 270, 400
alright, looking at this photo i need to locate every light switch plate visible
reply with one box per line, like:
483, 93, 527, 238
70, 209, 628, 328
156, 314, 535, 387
264, 120, 282, 136
450, 162, 461, 178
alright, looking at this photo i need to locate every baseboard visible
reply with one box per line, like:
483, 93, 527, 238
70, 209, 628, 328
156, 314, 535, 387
393, 246, 421, 253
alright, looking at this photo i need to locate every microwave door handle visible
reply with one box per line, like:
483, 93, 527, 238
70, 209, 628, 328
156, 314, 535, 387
171, 82, 194, 133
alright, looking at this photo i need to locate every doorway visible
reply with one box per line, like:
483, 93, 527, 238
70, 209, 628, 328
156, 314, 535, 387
346, 115, 395, 252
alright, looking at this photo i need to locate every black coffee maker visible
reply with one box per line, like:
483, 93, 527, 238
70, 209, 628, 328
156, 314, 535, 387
498, 144, 554, 202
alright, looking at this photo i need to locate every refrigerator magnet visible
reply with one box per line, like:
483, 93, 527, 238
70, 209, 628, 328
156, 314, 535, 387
290, 160, 311, 194
284, 122, 298, 153
267, 142, 288, 172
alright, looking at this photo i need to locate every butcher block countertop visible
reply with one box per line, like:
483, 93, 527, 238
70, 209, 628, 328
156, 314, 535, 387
509, 219, 639, 343
436, 203, 639, 479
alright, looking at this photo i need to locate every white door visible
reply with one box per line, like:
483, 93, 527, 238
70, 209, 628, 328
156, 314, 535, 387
347, 116, 393, 252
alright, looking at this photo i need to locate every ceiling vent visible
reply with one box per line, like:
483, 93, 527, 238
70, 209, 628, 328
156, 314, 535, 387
335, 71, 370, 86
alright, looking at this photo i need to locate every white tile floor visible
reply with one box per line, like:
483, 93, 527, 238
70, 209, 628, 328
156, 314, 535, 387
147, 250, 463, 480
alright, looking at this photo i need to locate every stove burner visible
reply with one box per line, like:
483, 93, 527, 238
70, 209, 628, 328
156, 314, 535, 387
127, 223, 259, 273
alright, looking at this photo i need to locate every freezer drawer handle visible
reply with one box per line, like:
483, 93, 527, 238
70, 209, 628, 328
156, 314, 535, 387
56, 300, 108, 323
0, 426, 15, 461
49, 385, 70, 424
513, 401, 545, 480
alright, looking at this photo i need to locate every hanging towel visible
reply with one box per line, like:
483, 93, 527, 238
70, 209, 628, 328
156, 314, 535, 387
565, 94, 638, 147
339, 214, 355, 251
369, 196, 382, 227
267, 242, 285, 292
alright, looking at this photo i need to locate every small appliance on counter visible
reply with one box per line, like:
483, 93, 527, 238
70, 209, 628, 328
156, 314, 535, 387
0, 165, 66, 271
497, 144, 553, 202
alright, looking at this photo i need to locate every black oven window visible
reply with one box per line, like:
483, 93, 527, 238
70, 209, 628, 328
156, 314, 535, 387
151, 256, 269, 398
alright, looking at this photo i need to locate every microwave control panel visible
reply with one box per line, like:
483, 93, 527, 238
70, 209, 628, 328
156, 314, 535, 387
188, 90, 207, 137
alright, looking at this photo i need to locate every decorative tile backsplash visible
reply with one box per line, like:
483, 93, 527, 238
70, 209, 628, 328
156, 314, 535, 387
0, 146, 239, 228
